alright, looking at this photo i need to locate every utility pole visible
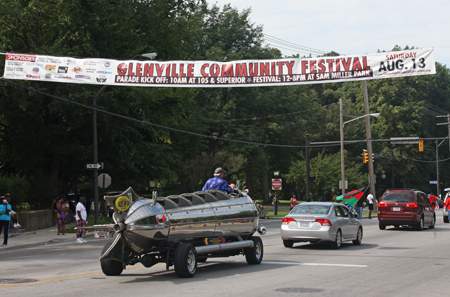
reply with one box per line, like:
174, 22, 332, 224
436, 114, 450, 152
363, 81, 376, 197
305, 134, 310, 200
436, 115, 450, 197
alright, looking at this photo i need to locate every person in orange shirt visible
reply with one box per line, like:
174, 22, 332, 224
443, 196, 450, 218
290, 194, 298, 211
428, 193, 438, 210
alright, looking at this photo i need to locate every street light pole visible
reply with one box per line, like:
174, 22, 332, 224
340, 99, 345, 195
92, 53, 157, 224
340, 96, 380, 197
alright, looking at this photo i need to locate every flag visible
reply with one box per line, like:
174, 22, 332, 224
336, 186, 368, 207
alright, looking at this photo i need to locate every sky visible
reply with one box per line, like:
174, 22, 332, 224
209, 0, 450, 67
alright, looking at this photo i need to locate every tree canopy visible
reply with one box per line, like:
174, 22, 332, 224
1, 1, 449, 208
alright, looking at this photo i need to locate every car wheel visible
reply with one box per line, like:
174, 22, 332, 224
353, 227, 363, 245
415, 216, 424, 231
429, 215, 436, 229
330, 230, 342, 249
283, 240, 294, 248
174, 243, 197, 278
100, 242, 124, 276
245, 236, 263, 264
379, 222, 386, 230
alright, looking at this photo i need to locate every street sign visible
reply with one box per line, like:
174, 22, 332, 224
272, 178, 282, 190
390, 137, 419, 144
98, 173, 111, 188
430, 181, 438, 184
86, 162, 103, 170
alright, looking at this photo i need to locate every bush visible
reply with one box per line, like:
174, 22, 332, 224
0, 172, 30, 209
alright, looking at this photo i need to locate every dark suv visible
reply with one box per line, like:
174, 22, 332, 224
378, 189, 435, 230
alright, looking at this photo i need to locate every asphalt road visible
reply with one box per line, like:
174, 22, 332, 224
1, 211, 449, 297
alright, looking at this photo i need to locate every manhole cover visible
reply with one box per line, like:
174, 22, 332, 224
275, 288, 324, 294
0, 278, 38, 284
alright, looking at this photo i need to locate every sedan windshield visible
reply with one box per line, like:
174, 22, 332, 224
382, 192, 414, 202
291, 204, 331, 215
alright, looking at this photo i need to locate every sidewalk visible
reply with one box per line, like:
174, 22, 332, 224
3, 221, 95, 250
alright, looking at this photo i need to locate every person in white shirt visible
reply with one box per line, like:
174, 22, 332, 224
76, 196, 87, 243
367, 192, 374, 219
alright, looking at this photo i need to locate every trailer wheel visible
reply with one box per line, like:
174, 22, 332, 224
245, 236, 263, 264
100, 242, 124, 276
174, 243, 197, 278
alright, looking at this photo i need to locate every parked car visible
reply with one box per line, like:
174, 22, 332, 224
378, 189, 435, 230
443, 188, 450, 223
281, 202, 363, 249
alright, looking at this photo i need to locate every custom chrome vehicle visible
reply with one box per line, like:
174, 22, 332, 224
378, 189, 435, 230
89, 186, 266, 278
281, 202, 362, 249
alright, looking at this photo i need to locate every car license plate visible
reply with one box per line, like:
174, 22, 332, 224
94, 229, 111, 238
300, 221, 309, 227
393, 207, 401, 211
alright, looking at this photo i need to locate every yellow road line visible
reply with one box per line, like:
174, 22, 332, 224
0, 265, 146, 290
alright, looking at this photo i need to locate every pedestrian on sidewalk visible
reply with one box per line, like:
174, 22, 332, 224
273, 194, 279, 215
76, 196, 87, 243
51, 195, 58, 226
367, 191, 375, 219
0, 196, 11, 246
290, 194, 298, 211
5, 193, 20, 228
56, 196, 68, 235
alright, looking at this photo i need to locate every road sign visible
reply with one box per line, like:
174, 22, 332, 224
430, 181, 438, 184
98, 173, 111, 188
390, 137, 419, 144
272, 178, 282, 190
86, 162, 103, 170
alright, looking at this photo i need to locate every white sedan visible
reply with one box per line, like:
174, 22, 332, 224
281, 202, 363, 249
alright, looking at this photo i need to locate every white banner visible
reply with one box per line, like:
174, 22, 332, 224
3, 48, 436, 88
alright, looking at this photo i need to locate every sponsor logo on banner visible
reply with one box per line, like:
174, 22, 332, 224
6, 53, 36, 62
96, 76, 107, 83
45, 65, 56, 71
72, 67, 83, 73
26, 74, 40, 79
97, 70, 112, 74
58, 66, 68, 73
104, 61, 111, 68
32, 67, 39, 73
75, 75, 90, 79
54, 75, 71, 79
45, 73, 51, 79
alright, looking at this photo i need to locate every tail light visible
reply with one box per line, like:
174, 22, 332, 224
282, 218, 295, 225
315, 219, 332, 226
406, 203, 418, 208
156, 214, 167, 223
378, 201, 388, 207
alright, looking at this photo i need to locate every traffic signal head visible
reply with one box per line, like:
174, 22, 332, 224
364, 152, 368, 163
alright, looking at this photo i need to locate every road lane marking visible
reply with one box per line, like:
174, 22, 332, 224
262, 261, 367, 268
0, 265, 146, 290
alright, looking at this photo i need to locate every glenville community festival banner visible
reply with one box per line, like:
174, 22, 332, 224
2, 48, 436, 88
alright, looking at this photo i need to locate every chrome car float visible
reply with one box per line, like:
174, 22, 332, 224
88, 187, 266, 278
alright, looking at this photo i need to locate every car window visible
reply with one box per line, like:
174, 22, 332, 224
382, 192, 414, 202
334, 206, 347, 217
291, 204, 331, 215
422, 193, 431, 206
339, 206, 349, 217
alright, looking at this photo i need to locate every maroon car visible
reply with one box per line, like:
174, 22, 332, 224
378, 189, 435, 230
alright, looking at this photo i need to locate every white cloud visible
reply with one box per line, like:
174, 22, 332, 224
210, 0, 450, 67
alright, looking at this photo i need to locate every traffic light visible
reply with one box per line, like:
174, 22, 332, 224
364, 153, 368, 163
419, 140, 424, 152
372, 153, 375, 162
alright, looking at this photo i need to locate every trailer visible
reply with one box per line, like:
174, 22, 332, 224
91, 187, 266, 278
